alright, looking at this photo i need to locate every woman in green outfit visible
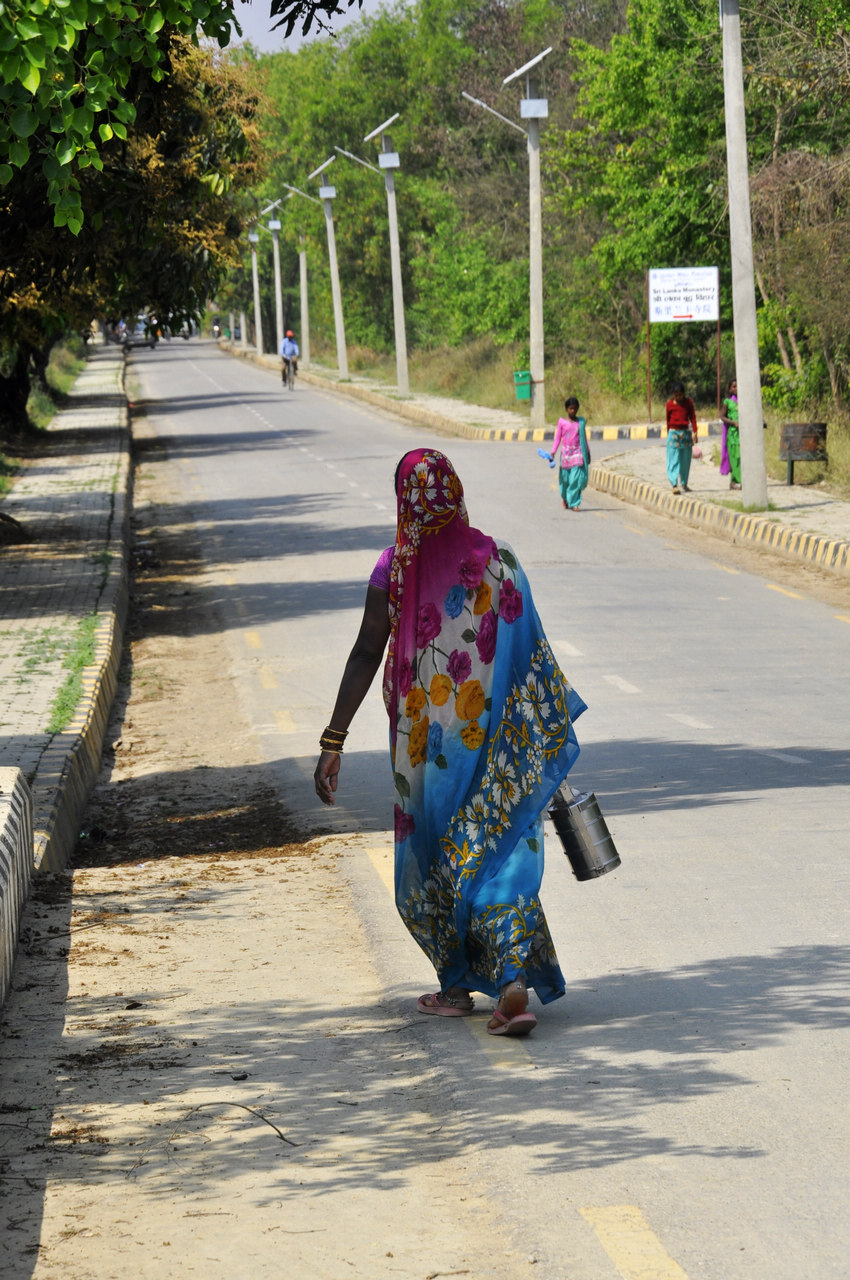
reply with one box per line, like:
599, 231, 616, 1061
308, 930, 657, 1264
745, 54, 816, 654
721, 378, 741, 490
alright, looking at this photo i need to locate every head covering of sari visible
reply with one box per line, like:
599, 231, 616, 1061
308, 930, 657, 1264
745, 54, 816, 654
382, 449, 586, 1002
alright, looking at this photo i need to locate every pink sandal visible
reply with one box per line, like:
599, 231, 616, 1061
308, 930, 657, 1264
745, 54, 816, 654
417, 991, 474, 1017
487, 978, 537, 1037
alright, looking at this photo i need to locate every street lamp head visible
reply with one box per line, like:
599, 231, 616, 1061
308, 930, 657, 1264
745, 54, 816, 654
268, 219, 282, 231
247, 231, 259, 243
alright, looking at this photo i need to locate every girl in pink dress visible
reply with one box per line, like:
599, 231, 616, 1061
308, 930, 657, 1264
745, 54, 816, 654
548, 397, 590, 510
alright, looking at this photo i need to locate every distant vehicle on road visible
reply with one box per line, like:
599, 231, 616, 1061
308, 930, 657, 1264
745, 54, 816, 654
122, 315, 158, 350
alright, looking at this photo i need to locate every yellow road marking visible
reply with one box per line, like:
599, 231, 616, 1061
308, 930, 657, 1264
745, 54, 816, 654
364, 847, 533, 1068
767, 584, 803, 600
244, 630, 262, 649
580, 1205, 689, 1279
836, 615, 850, 625
712, 561, 740, 574
366, 846, 394, 894
625, 525, 648, 537
274, 710, 297, 733
259, 665, 277, 690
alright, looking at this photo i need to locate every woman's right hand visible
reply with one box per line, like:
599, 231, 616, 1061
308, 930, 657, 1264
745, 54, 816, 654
314, 750, 341, 805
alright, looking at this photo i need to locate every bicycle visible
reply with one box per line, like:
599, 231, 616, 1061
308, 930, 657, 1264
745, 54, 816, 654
282, 356, 297, 391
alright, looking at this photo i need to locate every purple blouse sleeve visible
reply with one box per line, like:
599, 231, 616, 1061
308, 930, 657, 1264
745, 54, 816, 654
369, 546, 394, 592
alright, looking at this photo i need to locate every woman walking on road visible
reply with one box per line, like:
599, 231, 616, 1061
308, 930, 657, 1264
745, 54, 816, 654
665, 381, 698, 494
548, 397, 590, 510
314, 448, 586, 1037
720, 378, 742, 490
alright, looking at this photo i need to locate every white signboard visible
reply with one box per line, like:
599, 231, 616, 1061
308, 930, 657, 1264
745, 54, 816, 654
649, 267, 719, 323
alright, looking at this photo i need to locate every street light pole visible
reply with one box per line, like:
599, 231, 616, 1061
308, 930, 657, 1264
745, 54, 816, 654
503, 48, 552, 431
269, 218, 284, 356
282, 184, 321, 369
364, 114, 409, 396
247, 231, 263, 357
721, 0, 767, 507
299, 236, 311, 368
308, 157, 348, 379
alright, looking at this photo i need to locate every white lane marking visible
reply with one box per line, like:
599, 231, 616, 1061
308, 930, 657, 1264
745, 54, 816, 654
603, 674, 642, 694
759, 750, 810, 765
375, 502, 388, 511
667, 713, 713, 730
553, 640, 584, 658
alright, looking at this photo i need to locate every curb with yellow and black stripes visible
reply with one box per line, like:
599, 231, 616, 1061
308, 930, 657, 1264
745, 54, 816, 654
589, 463, 850, 582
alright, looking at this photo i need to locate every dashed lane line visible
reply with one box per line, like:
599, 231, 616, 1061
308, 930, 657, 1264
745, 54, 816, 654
553, 640, 584, 659
579, 1205, 689, 1280
667, 713, 713, 730
767, 583, 803, 599
244, 630, 262, 650
712, 561, 740, 574
603, 674, 642, 694
758, 750, 810, 765
275, 710, 297, 733
258, 666, 277, 690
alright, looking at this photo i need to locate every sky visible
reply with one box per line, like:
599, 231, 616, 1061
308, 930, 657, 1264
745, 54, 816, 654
229, 0, 386, 54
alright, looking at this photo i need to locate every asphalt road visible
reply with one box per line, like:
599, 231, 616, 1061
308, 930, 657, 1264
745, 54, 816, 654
131, 338, 850, 1280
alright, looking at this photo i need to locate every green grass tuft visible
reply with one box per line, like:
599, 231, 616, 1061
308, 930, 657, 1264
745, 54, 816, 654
46, 613, 98, 734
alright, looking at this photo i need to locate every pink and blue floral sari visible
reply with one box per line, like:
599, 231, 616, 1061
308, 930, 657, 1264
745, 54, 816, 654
382, 449, 586, 1003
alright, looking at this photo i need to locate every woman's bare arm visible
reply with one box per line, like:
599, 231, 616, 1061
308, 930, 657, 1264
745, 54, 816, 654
314, 584, 391, 805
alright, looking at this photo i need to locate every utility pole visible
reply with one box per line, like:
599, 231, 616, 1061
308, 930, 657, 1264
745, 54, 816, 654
282, 184, 321, 368
269, 218, 284, 357
299, 236, 310, 368
504, 48, 551, 431
363, 115, 409, 395
248, 231, 263, 357
308, 157, 348, 379
721, 0, 767, 506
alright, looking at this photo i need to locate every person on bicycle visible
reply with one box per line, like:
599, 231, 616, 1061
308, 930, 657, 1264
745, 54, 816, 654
280, 330, 299, 384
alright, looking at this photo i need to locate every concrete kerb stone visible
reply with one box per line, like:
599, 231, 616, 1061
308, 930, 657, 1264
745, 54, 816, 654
0, 768, 33, 1008
0, 346, 131, 1006
589, 461, 850, 581
31, 382, 132, 874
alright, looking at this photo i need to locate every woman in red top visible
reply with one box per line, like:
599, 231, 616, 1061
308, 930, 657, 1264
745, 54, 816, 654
665, 382, 698, 493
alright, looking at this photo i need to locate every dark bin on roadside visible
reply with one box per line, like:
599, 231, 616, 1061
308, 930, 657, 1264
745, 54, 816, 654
779, 422, 827, 484
513, 370, 532, 402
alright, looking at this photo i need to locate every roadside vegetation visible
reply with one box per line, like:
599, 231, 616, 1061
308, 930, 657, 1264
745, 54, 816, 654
4, 0, 850, 494
212, 0, 850, 496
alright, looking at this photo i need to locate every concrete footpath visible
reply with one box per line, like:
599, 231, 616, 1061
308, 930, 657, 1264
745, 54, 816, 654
1, 342, 850, 1007
0, 344, 129, 1002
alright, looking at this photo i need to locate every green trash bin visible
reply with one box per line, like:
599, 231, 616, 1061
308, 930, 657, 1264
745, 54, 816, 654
513, 370, 532, 402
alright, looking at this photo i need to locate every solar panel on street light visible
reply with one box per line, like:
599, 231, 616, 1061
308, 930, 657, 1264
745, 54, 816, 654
502, 46, 553, 87
364, 112, 400, 143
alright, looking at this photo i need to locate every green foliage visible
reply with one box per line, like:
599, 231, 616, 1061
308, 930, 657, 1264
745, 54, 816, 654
47, 611, 98, 735
0, 0, 240, 231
